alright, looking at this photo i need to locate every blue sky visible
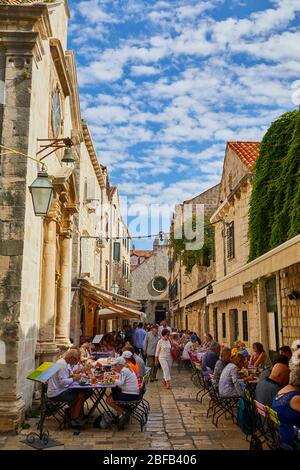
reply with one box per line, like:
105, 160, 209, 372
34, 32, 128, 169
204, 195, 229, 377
68, 0, 300, 248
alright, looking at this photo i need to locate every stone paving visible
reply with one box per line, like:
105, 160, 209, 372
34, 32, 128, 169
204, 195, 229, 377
0, 367, 248, 450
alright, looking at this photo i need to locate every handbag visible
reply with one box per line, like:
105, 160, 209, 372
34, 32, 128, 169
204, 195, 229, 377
169, 340, 179, 360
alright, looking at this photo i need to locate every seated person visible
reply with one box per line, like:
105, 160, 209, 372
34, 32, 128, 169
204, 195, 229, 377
46, 349, 88, 428
202, 342, 221, 371
80, 338, 92, 363
214, 347, 231, 385
249, 342, 272, 369
201, 333, 213, 350
272, 367, 300, 448
106, 357, 140, 428
182, 335, 199, 360
255, 363, 290, 407
279, 345, 292, 362
121, 351, 142, 391
218, 354, 245, 398
122, 344, 145, 378
259, 354, 290, 381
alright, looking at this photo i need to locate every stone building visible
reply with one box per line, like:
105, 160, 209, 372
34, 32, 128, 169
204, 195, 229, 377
0, 0, 137, 432
130, 239, 169, 324
207, 142, 300, 359
168, 184, 220, 334
109, 186, 131, 299
0, 0, 80, 431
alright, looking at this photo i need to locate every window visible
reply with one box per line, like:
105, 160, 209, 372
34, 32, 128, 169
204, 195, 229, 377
227, 221, 235, 259
231, 309, 239, 342
213, 308, 218, 342
204, 305, 210, 335
152, 276, 168, 292
222, 313, 226, 338
242, 311, 248, 342
113, 242, 120, 262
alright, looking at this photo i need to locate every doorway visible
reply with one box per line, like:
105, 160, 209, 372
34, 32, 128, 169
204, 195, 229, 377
155, 304, 166, 324
265, 277, 280, 362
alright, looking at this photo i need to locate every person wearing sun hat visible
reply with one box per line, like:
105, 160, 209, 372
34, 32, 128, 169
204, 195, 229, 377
182, 334, 199, 360
106, 356, 140, 429
121, 350, 142, 390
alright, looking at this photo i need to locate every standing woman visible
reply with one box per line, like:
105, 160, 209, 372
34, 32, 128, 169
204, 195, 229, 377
155, 329, 173, 390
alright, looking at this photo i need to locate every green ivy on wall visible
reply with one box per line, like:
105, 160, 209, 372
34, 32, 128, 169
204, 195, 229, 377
170, 216, 214, 273
249, 110, 300, 261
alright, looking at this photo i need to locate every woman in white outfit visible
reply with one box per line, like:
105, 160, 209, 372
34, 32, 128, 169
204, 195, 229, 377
155, 328, 173, 389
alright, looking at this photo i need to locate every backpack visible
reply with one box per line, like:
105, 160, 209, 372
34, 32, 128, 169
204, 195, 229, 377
93, 412, 114, 429
237, 397, 259, 436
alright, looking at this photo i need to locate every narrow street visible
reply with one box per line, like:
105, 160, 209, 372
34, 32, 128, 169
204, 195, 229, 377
0, 367, 247, 451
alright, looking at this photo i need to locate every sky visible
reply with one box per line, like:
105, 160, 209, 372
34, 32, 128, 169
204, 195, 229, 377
68, 0, 300, 248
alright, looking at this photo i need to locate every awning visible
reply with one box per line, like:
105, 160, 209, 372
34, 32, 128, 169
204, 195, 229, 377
80, 279, 142, 320
207, 284, 244, 304
208, 234, 300, 298
179, 286, 208, 308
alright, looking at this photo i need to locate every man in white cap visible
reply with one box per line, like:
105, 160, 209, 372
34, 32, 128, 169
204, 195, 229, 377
106, 356, 140, 429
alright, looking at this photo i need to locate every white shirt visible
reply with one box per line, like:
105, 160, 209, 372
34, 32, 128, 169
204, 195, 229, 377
47, 358, 73, 398
182, 341, 193, 360
155, 338, 172, 359
115, 366, 139, 395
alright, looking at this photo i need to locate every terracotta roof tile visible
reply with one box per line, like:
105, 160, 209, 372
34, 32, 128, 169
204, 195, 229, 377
228, 141, 260, 169
131, 250, 153, 258
0, 1, 41, 4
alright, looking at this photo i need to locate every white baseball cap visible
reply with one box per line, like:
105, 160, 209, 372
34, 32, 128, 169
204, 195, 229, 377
121, 351, 133, 359
115, 357, 126, 365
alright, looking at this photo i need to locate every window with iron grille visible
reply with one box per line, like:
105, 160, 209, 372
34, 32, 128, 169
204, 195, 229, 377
113, 242, 120, 262
222, 313, 226, 338
213, 308, 218, 342
231, 309, 239, 341
227, 221, 235, 259
242, 310, 248, 342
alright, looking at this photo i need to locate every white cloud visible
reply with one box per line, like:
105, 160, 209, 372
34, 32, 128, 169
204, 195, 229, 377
131, 65, 160, 76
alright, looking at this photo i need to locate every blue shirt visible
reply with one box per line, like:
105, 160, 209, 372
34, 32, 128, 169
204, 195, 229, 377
134, 328, 147, 348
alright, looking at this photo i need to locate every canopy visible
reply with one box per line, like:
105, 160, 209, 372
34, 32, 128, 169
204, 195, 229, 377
80, 279, 142, 320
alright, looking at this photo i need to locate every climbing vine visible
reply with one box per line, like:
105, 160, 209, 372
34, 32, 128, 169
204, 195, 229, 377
249, 110, 300, 261
170, 215, 215, 273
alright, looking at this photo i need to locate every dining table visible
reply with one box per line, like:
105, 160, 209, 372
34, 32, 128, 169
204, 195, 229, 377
69, 381, 117, 419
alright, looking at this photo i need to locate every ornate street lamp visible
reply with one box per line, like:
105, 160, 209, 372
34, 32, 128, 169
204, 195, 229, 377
29, 170, 54, 217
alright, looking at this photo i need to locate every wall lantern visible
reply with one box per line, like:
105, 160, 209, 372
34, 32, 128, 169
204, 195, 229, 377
29, 170, 54, 217
111, 282, 119, 295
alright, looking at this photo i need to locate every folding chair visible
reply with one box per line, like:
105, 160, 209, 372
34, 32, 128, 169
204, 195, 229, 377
114, 369, 151, 431
37, 384, 69, 431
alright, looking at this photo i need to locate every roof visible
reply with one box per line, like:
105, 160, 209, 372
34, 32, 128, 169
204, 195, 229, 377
227, 141, 260, 169
0, 1, 43, 4
131, 250, 154, 258
130, 250, 154, 270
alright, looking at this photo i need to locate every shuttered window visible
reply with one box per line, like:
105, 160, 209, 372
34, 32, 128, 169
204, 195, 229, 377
242, 311, 249, 342
227, 222, 235, 259
113, 242, 120, 262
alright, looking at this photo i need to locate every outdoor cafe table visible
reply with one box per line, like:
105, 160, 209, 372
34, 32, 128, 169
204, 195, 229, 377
69, 382, 117, 419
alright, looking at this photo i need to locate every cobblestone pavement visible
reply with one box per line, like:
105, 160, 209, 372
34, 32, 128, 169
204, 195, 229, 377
0, 367, 248, 450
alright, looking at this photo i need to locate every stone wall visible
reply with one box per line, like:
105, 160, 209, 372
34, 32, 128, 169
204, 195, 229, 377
280, 263, 300, 345
130, 246, 169, 323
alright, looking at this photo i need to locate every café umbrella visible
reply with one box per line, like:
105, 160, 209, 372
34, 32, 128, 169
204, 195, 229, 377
29, 171, 54, 216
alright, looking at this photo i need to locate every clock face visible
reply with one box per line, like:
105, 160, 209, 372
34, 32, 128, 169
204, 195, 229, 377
52, 90, 61, 137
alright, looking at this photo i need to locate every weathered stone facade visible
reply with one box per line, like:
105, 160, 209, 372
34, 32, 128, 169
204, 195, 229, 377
206, 142, 300, 356
169, 184, 220, 335
130, 241, 169, 324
